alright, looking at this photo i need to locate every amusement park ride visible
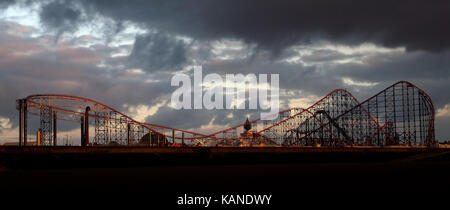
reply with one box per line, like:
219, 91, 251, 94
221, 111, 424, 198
15, 81, 436, 147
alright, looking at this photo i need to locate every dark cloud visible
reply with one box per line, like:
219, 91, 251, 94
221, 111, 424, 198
0, 0, 16, 8
39, 0, 83, 41
78, 0, 450, 55
128, 32, 187, 72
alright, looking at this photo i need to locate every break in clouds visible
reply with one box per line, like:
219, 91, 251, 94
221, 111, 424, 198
0, 0, 449, 143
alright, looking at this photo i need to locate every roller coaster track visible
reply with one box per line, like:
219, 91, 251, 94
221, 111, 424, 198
16, 81, 435, 147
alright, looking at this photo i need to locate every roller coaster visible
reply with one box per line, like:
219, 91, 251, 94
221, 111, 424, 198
15, 81, 435, 147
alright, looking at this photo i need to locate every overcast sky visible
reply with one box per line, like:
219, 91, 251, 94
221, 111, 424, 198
0, 0, 449, 143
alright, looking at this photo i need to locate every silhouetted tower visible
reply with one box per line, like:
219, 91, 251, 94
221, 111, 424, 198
244, 117, 251, 131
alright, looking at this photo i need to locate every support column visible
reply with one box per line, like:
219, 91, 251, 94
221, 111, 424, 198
53, 111, 57, 146
83, 106, 90, 146
149, 131, 152, 147
37, 129, 41, 146
18, 99, 23, 146
182, 132, 185, 146
172, 129, 175, 145
127, 123, 131, 145
23, 99, 27, 146
80, 116, 84, 146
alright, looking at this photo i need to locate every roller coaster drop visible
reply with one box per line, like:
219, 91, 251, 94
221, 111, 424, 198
15, 81, 435, 147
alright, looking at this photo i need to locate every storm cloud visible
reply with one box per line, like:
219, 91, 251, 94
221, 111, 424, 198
128, 32, 188, 72
40, 0, 84, 41
77, 0, 450, 54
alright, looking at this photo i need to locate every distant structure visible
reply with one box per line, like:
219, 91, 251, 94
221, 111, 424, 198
238, 118, 278, 146
139, 132, 169, 146
244, 118, 251, 131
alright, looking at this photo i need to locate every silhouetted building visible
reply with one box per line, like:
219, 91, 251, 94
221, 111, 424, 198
140, 132, 169, 146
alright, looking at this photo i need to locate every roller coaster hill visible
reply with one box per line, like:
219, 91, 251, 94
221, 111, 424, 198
14, 81, 436, 147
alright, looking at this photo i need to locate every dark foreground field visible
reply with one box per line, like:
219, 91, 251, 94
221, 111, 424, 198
1, 146, 449, 193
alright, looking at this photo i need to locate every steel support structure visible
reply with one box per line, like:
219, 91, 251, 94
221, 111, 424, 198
39, 98, 53, 146
53, 111, 57, 146
17, 81, 435, 147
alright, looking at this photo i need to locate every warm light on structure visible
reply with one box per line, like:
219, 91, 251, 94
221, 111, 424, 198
14, 81, 435, 147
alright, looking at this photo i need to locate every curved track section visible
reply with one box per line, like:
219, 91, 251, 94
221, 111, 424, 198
198, 81, 435, 147
24, 94, 206, 146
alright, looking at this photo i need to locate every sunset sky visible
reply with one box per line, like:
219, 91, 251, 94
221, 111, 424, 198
0, 0, 449, 143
